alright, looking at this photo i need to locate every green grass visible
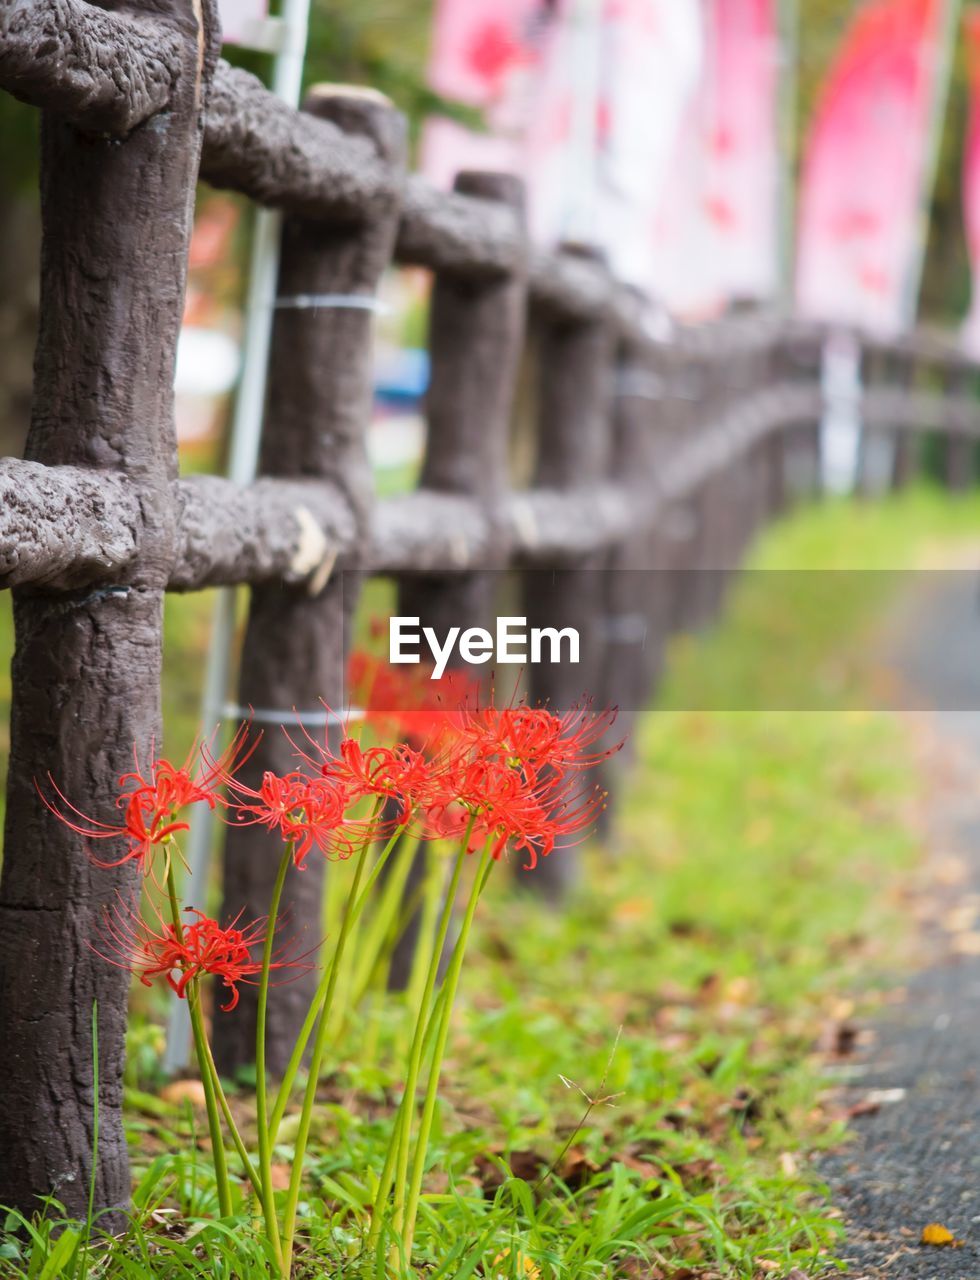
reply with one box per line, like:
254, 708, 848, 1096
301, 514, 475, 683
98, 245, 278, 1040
2, 483, 980, 1276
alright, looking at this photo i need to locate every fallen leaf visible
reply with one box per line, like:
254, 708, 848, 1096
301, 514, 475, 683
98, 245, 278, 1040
559, 1145, 599, 1187
492, 1248, 540, 1278
613, 896, 654, 923
951, 931, 980, 956
159, 1080, 207, 1109
942, 903, 978, 933
920, 1221, 963, 1247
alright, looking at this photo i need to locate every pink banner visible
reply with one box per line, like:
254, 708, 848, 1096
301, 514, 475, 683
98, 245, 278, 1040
701, 0, 780, 301
590, 0, 704, 295
649, 0, 779, 315
217, 0, 267, 45
423, 0, 705, 297
796, 0, 944, 334
962, 9, 980, 352
421, 0, 553, 191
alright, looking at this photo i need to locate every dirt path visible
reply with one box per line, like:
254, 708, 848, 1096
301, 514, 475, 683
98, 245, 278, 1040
823, 568, 980, 1278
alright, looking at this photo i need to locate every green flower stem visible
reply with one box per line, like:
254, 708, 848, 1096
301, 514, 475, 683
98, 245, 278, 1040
400, 841, 494, 1261
344, 831, 421, 1017
267, 815, 407, 1146
388, 843, 469, 1233
254, 843, 294, 1267
367, 820, 474, 1256
398, 846, 444, 1057
193, 1008, 262, 1195
279, 818, 379, 1272
164, 868, 232, 1219
361, 984, 448, 1268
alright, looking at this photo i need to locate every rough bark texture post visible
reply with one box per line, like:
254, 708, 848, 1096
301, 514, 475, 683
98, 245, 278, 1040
597, 333, 664, 827
0, 0, 216, 1222
944, 366, 974, 491
213, 88, 406, 1076
660, 346, 705, 634
388, 171, 526, 986
890, 351, 917, 490
523, 246, 613, 901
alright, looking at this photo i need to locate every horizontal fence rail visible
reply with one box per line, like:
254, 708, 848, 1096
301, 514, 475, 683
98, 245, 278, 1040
1, 0, 979, 1227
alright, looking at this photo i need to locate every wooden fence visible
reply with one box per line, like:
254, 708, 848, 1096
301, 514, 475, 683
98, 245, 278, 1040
0, 0, 978, 1226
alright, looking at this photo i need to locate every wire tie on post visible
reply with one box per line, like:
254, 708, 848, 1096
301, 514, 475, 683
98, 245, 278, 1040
221, 703, 366, 727
273, 293, 390, 314
614, 369, 666, 402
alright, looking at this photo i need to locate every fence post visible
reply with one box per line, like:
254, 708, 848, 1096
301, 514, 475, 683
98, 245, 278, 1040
0, 1, 216, 1223
598, 327, 666, 826
389, 171, 526, 985
944, 363, 974, 491
890, 349, 918, 489
213, 88, 406, 1075
522, 246, 613, 901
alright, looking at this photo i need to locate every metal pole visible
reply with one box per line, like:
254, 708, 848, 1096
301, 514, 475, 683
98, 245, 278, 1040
777, 0, 799, 306
164, 0, 312, 1073
561, 0, 602, 244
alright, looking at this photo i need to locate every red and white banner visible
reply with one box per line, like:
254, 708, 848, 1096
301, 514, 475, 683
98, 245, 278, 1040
796, 0, 945, 334
590, 0, 704, 296
962, 9, 980, 353
422, 0, 705, 295
648, 0, 780, 315
421, 0, 553, 192
421, 0, 778, 312
700, 0, 780, 301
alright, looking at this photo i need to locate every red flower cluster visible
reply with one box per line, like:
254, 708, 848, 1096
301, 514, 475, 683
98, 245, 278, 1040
221, 769, 360, 869
347, 650, 480, 751
44, 683, 623, 1008
422, 700, 619, 869
455, 702, 620, 774
44, 697, 620, 878
93, 900, 305, 1011
38, 727, 255, 875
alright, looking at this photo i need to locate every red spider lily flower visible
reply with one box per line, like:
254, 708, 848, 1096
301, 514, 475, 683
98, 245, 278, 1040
92, 897, 310, 1011
456, 701, 622, 774
322, 738, 436, 825
223, 770, 364, 869
426, 753, 604, 870
347, 650, 480, 752
38, 725, 258, 874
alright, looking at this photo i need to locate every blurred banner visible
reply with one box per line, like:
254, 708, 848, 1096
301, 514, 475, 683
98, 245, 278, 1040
701, 0, 781, 302
218, 0, 267, 44
796, 0, 948, 334
962, 8, 980, 353
590, 0, 704, 297
421, 0, 554, 189
423, 0, 781, 314
649, 0, 779, 315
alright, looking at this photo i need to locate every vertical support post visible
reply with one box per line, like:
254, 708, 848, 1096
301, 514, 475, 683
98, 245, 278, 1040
389, 171, 526, 985
598, 330, 663, 828
212, 89, 406, 1075
523, 247, 613, 902
0, 2, 216, 1222
659, 343, 703, 636
943, 364, 973, 491
166, 0, 313, 1075
890, 350, 918, 490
